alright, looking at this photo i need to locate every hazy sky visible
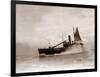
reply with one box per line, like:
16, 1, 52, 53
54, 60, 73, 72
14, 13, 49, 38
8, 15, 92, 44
16, 4, 95, 48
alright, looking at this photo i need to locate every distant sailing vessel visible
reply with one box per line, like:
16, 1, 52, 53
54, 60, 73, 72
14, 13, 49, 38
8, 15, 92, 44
38, 27, 83, 55
73, 27, 83, 45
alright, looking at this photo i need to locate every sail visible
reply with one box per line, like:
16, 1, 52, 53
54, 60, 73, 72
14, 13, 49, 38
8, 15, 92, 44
74, 27, 82, 41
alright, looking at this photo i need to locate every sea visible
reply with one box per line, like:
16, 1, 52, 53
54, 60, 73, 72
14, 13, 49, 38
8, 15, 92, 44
16, 41, 95, 73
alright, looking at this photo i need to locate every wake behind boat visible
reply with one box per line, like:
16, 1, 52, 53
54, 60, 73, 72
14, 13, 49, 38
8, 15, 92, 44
38, 27, 83, 56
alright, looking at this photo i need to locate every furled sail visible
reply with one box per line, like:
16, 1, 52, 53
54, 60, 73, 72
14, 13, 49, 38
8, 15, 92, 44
73, 27, 82, 41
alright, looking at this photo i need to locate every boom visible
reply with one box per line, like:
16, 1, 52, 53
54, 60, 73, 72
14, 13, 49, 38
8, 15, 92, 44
52, 41, 66, 48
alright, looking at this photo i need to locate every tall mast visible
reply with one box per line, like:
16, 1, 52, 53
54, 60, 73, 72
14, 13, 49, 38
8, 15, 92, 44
62, 33, 64, 42
48, 40, 51, 48
73, 27, 75, 41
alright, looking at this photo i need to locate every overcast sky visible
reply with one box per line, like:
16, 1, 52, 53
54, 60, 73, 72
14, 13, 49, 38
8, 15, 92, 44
16, 4, 95, 48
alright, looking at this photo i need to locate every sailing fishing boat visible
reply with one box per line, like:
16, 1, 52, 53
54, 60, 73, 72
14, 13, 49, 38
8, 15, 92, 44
38, 27, 83, 55
73, 27, 83, 45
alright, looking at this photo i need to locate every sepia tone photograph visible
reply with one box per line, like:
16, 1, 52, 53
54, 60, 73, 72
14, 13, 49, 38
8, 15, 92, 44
15, 2, 96, 74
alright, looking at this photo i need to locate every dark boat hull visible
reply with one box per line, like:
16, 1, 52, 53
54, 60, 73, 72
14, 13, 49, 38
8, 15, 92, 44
38, 47, 65, 55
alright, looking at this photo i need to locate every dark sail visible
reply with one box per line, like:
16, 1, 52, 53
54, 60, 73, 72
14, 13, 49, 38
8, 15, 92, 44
74, 27, 82, 41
